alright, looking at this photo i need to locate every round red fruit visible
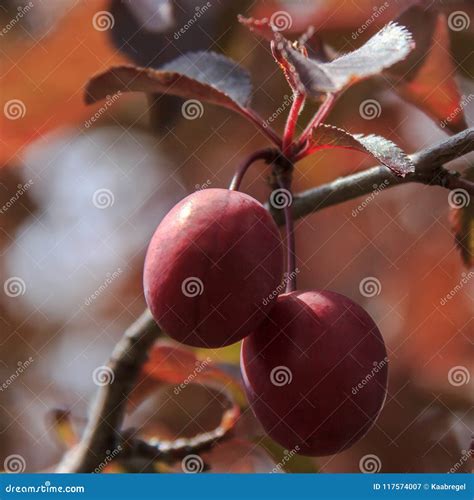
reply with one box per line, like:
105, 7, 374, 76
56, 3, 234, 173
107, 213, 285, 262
241, 290, 388, 456
144, 188, 283, 348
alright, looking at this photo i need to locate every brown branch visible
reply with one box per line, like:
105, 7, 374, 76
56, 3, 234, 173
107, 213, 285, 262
57, 309, 161, 472
58, 127, 474, 473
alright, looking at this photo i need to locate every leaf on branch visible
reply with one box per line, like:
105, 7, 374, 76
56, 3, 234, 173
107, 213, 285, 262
450, 168, 474, 268
281, 22, 415, 96
85, 51, 253, 116
388, 6, 467, 134
309, 124, 415, 176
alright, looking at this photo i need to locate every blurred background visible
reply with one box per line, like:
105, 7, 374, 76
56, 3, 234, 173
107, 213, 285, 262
0, 0, 472, 473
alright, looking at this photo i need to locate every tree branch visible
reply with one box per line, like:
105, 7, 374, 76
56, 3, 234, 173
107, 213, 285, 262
57, 309, 161, 472
58, 127, 473, 473
270, 128, 474, 223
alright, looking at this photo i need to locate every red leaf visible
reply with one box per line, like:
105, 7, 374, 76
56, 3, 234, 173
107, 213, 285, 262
282, 22, 415, 96
309, 124, 415, 176
85, 51, 252, 116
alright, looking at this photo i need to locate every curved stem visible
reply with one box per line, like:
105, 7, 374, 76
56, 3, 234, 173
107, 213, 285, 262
229, 148, 278, 191
282, 92, 305, 156
276, 176, 297, 293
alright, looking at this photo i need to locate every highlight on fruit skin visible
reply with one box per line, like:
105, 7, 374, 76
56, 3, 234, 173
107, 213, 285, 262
241, 289, 388, 456
143, 188, 284, 348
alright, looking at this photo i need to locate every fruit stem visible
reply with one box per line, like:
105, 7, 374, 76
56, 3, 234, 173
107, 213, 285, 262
275, 175, 297, 293
282, 92, 305, 157
229, 148, 278, 191
297, 93, 336, 150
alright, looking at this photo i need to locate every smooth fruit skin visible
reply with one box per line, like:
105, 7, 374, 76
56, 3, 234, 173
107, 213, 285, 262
143, 188, 283, 348
241, 290, 388, 456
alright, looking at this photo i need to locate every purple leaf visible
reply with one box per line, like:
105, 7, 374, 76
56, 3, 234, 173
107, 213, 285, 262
282, 22, 415, 96
85, 51, 252, 113
310, 125, 415, 177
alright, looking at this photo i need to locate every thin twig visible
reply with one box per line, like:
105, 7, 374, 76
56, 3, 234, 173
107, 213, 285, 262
229, 148, 278, 191
282, 92, 305, 155
57, 310, 161, 472
297, 93, 336, 150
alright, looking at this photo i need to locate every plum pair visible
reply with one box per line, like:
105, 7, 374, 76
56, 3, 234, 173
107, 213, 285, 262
143, 188, 387, 456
